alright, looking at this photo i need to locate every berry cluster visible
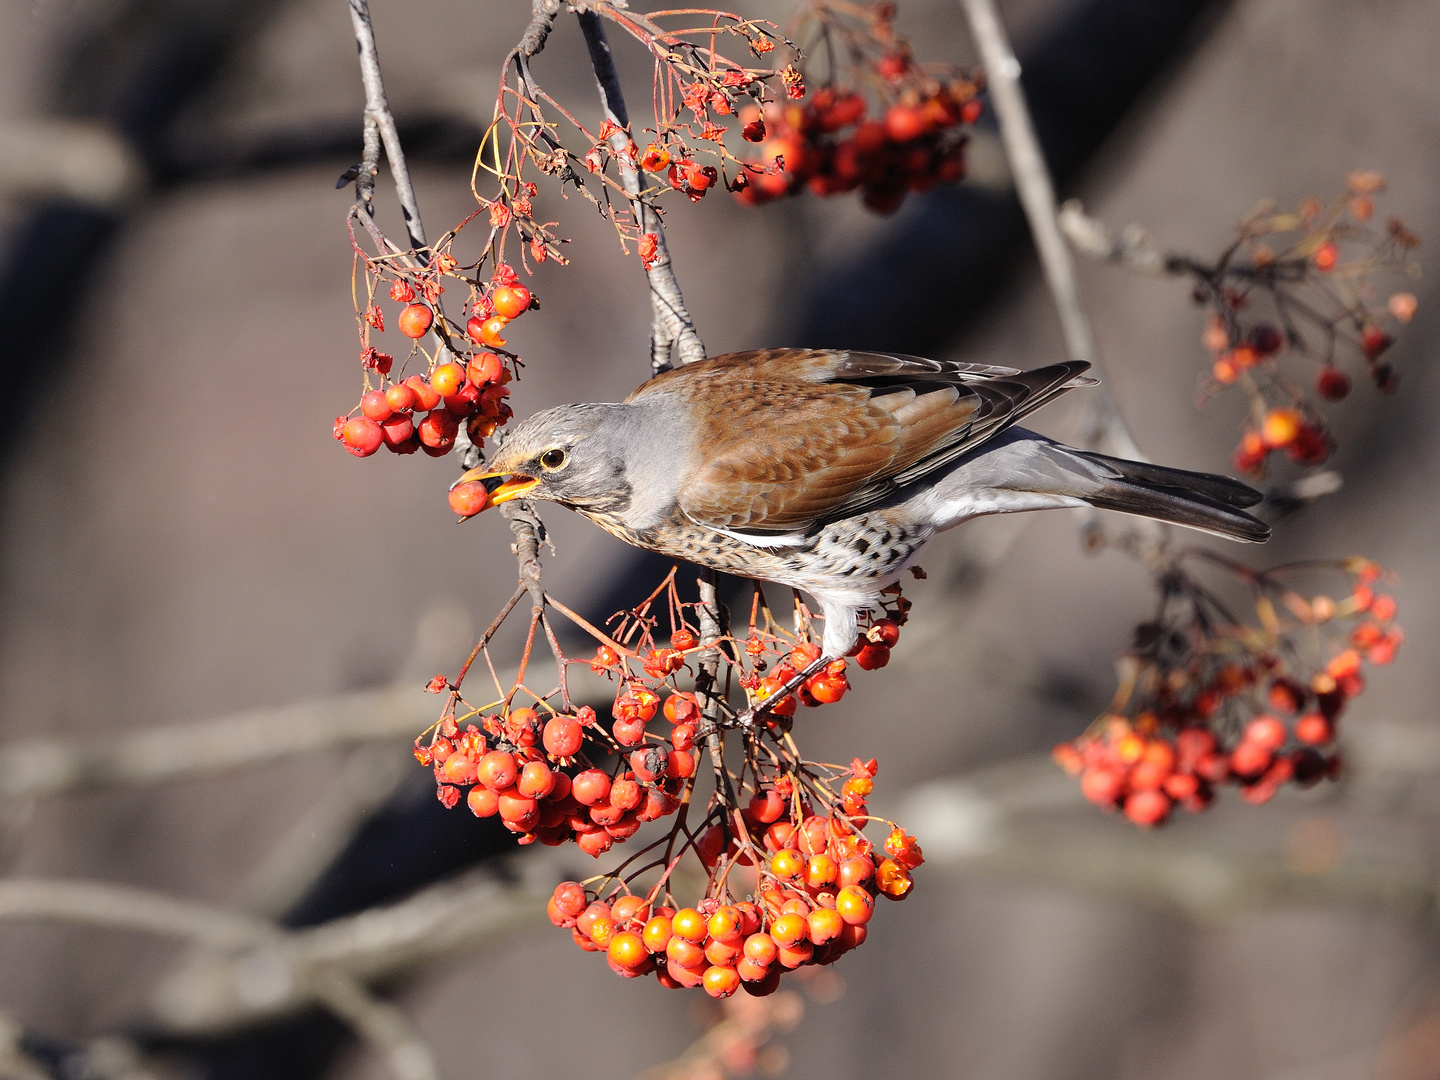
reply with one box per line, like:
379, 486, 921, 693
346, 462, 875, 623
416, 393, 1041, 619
415, 567, 923, 989
736, 2, 979, 214
415, 695, 695, 856
546, 767, 922, 997
1177, 173, 1420, 477
334, 262, 528, 468
1054, 556, 1402, 827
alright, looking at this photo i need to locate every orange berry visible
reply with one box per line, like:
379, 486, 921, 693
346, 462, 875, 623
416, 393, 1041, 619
838, 856, 875, 888
769, 912, 809, 948
448, 482, 489, 518
642, 914, 674, 953
835, 885, 875, 925
610, 895, 650, 926
1261, 408, 1303, 449
666, 934, 706, 969
665, 957, 705, 988
770, 848, 804, 880
671, 907, 708, 944
430, 362, 466, 397
492, 285, 532, 320
1294, 713, 1333, 746
875, 858, 913, 900
703, 965, 740, 998
1312, 240, 1339, 271
476, 750, 517, 791
397, 303, 433, 338
1123, 789, 1170, 827
743, 932, 778, 966
608, 930, 649, 970
708, 905, 744, 944
587, 915, 616, 948
466, 785, 498, 817
804, 853, 838, 890
736, 956, 772, 983
807, 907, 845, 945
705, 938, 743, 967
776, 940, 814, 968
478, 315, 509, 348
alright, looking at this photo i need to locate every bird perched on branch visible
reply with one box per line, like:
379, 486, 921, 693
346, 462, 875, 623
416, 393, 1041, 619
457, 349, 1268, 668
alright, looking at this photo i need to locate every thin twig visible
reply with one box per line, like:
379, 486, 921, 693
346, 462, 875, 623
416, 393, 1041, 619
577, 8, 706, 372
348, 0, 427, 252
957, 0, 1141, 461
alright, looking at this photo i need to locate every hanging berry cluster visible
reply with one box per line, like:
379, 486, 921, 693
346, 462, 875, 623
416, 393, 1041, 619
333, 248, 537, 465
414, 568, 922, 993
736, 2, 980, 213
1053, 555, 1402, 827
1173, 173, 1420, 476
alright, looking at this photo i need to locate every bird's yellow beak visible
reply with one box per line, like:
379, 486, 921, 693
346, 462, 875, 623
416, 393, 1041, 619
450, 466, 540, 508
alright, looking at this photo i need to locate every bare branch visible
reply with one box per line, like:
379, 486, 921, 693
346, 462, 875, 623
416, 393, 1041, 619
311, 974, 439, 1080
957, 0, 1142, 462
576, 9, 706, 373
0, 683, 433, 799
348, 0, 427, 252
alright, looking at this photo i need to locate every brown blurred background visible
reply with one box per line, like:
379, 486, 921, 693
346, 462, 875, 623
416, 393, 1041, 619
0, 0, 1438, 1078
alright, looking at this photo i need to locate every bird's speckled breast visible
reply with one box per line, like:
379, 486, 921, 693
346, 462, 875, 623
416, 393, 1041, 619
578, 506, 933, 595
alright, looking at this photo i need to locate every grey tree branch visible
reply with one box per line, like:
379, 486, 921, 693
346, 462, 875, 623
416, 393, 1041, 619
576, 8, 706, 373
957, 0, 1142, 462
348, 0, 427, 252
0, 683, 432, 800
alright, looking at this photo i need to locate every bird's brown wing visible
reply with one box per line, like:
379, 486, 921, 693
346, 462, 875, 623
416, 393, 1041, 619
629, 349, 1092, 535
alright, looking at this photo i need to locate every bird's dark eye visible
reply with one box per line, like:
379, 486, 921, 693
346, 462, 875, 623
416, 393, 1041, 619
540, 448, 567, 470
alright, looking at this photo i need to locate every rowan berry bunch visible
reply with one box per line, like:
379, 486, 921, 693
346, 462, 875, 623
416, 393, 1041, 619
332, 243, 538, 467
1054, 554, 1402, 827
414, 565, 923, 991
480, 5, 798, 266
735, 1, 980, 213
1173, 172, 1421, 476
545, 761, 922, 998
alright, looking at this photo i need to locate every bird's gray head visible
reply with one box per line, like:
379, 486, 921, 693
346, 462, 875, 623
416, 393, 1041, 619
454, 402, 639, 515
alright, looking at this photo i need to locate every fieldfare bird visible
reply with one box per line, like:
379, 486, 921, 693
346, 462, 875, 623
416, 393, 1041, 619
458, 349, 1268, 661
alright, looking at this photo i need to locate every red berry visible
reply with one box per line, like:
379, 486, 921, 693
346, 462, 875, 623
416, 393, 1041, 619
1123, 789, 1171, 827
389, 280, 415, 303
340, 417, 383, 457
543, 715, 583, 758
467, 351, 504, 386
492, 285, 532, 320
418, 410, 458, 450
1294, 713, 1334, 746
1312, 241, 1339, 271
571, 769, 612, 806
359, 389, 392, 422
476, 750, 517, 791
404, 375, 442, 411
448, 482, 489, 517
478, 315, 508, 348
1317, 368, 1351, 401
384, 383, 417, 413
884, 105, 928, 142
398, 303, 433, 338
855, 643, 889, 670
379, 412, 414, 449
1244, 715, 1287, 751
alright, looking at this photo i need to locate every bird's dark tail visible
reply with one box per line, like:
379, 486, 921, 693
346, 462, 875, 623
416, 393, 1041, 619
1075, 450, 1271, 542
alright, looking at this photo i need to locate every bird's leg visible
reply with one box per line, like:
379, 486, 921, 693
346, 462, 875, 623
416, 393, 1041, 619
730, 655, 831, 731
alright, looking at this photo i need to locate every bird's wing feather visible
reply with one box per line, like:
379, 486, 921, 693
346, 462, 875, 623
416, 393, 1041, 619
631, 349, 1092, 534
